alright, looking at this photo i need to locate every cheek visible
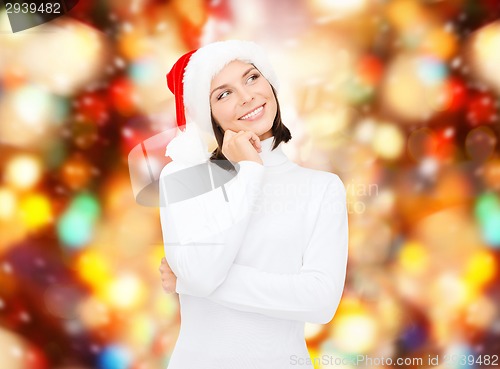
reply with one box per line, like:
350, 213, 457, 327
211, 105, 236, 130
267, 96, 278, 117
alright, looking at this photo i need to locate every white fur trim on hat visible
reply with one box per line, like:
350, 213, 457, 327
182, 40, 279, 136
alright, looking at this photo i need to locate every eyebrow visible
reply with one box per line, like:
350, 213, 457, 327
210, 67, 257, 99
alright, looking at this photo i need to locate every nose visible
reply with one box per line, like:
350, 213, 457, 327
238, 87, 253, 105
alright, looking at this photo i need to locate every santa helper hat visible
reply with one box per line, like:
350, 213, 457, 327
165, 40, 279, 165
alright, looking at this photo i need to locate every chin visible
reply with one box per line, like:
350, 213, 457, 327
235, 121, 271, 134
253, 127, 273, 138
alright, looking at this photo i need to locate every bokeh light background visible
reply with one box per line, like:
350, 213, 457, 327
1, 0, 500, 368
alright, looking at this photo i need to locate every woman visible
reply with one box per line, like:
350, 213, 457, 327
158, 40, 348, 369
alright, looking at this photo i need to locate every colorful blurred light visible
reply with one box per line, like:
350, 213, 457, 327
109, 77, 138, 116
125, 313, 155, 348
13, 85, 53, 126
71, 193, 100, 221
443, 77, 468, 112
0, 187, 17, 220
104, 273, 146, 310
341, 76, 374, 105
57, 193, 100, 249
480, 210, 500, 247
471, 21, 500, 94
0, 86, 57, 148
308, 347, 321, 369
483, 158, 500, 190
24, 344, 49, 369
75, 92, 109, 125
397, 241, 429, 275
58, 209, 94, 248
0, 1, 498, 366
0, 328, 28, 369
416, 56, 448, 85
464, 249, 497, 288
408, 128, 434, 161
43, 284, 81, 319
386, 0, 427, 31
97, 344, 132, 369
78, 296, 111, 329
443, 342, 474, 369
382, 53, 448, 121
76, 250, 113, 289
14, 19, 109, 95
354, 118, 376, 144
150, 245, 166, 272
19, 193, 53, 230
304, 322, 324, 342
433, 273, 475, 310
2, 65, 27, 89
432, 127, 456, 161
466, 91, 498, 126
71, 121, 99, 150
331, 299, 378, 353
465, 126, 497, 162
4, 154, 42, 190
304, 107, 351, 150
128, 58, 158, 85
118, 26, 148, 60
475, 192, 500, 248
152, 291, 179, 322
357, 55, 384, 86
371, 123, 404, 160
423, 27, 458, 60
309, 0, 367, 19
61, 156, 94, 190
474, 192, 500, 223
399, 323, 427, 351
465, 295, 497, 330
333, 312, 378, 354
42, 139, 67, 170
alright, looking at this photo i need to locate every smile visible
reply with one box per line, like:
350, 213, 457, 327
239, 105, 264, 120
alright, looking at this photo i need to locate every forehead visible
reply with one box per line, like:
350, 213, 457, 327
211, 60, 254, 85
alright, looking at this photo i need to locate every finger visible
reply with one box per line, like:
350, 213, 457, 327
222, 129, 237, 155
245, 131, 261, 152
252, 138, 262, 152
249, 132, 261, 149
223, 129, 237, 143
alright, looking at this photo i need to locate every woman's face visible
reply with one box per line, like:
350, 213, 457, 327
209, 60, 277, 141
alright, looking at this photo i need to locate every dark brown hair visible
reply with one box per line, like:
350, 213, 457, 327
209, 86, 291, 167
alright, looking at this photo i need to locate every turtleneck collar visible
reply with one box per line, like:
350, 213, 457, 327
258, 136, 288, 166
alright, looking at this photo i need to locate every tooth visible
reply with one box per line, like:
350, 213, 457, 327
241, 106, 263, 120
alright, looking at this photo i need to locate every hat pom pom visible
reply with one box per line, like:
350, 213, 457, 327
165, 123, 211, 166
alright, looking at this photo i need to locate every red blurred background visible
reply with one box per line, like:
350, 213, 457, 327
0, 0, 499, 368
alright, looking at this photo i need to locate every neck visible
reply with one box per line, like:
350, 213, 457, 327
258, 136, 288, 166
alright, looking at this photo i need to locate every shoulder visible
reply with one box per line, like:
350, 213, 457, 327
282, 165, 346, 204
293, 164, 345, 189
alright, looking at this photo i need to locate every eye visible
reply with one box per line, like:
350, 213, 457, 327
246, 73, 260, 83
217, 91, 230, 100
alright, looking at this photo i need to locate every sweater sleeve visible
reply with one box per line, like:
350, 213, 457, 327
159, 160, 264, 297
205, 175, 349, 324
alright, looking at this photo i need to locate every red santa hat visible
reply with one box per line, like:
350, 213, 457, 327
166, 40, 279, 137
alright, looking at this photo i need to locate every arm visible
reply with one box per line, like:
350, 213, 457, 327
205, 176, 349, 324
159, 160, 264, 297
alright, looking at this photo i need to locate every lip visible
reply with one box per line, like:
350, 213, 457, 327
238, 104, 265, 121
